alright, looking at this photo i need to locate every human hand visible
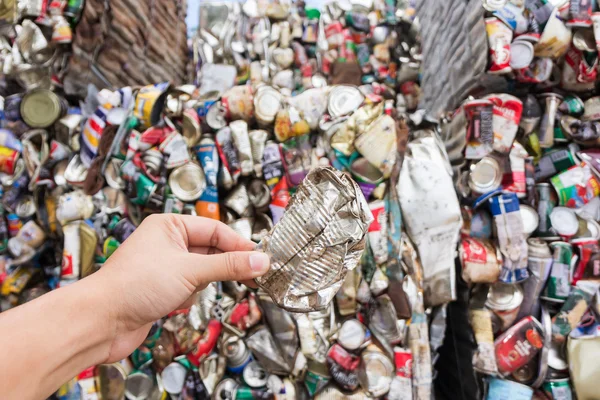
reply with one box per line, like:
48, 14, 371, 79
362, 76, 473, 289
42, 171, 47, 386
90, 214, 270, 363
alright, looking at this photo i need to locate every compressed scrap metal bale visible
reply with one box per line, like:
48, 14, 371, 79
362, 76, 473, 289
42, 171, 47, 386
63, 0, 189, 97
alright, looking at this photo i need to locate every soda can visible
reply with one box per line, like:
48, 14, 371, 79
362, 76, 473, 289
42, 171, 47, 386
534, 183, 556, 237
305, 360, 330, 397
95, 363, 127, 400
551, 282, 596, 342
550, 162, 600, 208
168, 163, 206, 203
224, 337, 253, 374
134, 82, 170, 129
388, 347, 413, 400
542, 378, 573, 400
494, 316, 544, 376
534, 146, 576, 181
459, 237, 501, 284
486, 377, 534, 400
194, 136, 220, 220
161, 362, 187, 395
541, 242, 574, 303
571, 238, 600, 283
213, 378, 239, 400
6, 214, 22, 238
326, 343, 360, 391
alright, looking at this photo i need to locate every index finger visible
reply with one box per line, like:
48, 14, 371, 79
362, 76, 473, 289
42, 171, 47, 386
178, 215, 256, 252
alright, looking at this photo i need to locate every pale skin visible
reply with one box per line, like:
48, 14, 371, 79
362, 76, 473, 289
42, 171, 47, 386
0, 214, 271, 400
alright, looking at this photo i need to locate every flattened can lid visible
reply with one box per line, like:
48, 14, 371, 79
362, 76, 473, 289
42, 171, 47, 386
168, 163, 206, 202
338, 319, 367, 351
254, 86, 282, 124
520, 204, 540, 238
20, 89, 63, 128
549, 207, 579, 237
510, 40, 534, 70
206, 101, 228, 131
485, 282, 524, 311
243, 360, 269, 388
328, 85, 364, 118
469, 157, 502, 195
161, 362, 187, 394
125, 371, 154, 400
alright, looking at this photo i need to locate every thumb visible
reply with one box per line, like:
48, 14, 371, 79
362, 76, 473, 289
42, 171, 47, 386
182, 251, 271, 287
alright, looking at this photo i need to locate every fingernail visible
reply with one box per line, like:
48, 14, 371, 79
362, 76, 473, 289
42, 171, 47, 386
249, 252, 270, 273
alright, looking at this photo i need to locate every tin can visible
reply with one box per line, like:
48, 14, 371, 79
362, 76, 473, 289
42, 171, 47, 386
537, 148, 577, 181
224, 337, 253, 374
542, 378, 573, 400
0, 146, 20, 175
486, 283, 524, 333
495, 316, 545, 376
541, 242, 573, 303
168, 163, 206, 203
213, 378, 239, 400
520, 205, 539, 238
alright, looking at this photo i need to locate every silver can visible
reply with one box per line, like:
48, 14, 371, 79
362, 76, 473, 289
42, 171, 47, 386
168, 163, 206, 202
485, 282, 524, 333
468, 157, 502, 195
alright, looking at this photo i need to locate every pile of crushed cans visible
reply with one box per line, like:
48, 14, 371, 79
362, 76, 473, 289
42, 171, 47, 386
2, 0, 600, 399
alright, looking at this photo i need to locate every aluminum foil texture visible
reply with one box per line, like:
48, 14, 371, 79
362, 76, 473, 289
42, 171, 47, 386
255, 166, 373, 312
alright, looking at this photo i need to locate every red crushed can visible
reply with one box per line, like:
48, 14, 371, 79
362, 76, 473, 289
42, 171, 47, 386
187, 319, 222, 367
0, 146, 20, 175
494, 316, 544, 376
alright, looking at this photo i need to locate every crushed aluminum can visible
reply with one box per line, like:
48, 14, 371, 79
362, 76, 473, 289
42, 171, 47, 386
495, 316, 545, 376
327, 85, 364, 118
486, 283, 524, 333
255, 166, 372, 312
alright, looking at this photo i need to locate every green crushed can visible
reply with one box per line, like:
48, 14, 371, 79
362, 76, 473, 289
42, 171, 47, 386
542, 378, 573, 400
541, 242, 573, 303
